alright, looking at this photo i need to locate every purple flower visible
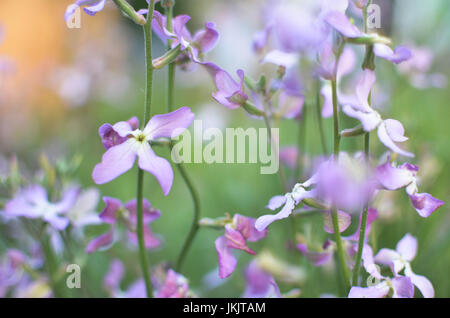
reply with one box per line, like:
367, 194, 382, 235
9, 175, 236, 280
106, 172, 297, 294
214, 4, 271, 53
92, 107, 194, 195
242, 260, 281, 298
3, 185, 79, 230
85, 196, 161, 253
279, 146, 299, 169
103, 259, 125, 297
342, 70, 414, 157
316, 39, 356, 80
374, 234, 434, 298
151, 11, 219, 66
202, 63, 248, 109
65, 0, 107, 22
153, 269, 190, 298
375, 159, 444, 217
215, 214, 267, 279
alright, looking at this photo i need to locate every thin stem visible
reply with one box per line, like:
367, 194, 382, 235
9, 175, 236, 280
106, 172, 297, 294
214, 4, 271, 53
294, 103, 307, 182
315, 80, 328, 155
40, 234, 62, 297
331, 71, 350, 293
165, 5, 175, 112
136, 168, 152, 297
136, 0, 155, 298
352, 133, 370, 286
175, 163, 202, 271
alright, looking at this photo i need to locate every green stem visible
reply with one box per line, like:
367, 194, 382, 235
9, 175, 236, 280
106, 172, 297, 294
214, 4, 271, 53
41, 234, 62, 297
331, 71, 350, 293
175, 163, 202, 271
315, 80, 328, 155
112, 0, 146, 25
294, 103, 307, 182
166, 5, 175, 112
352, 133, 370, 286
136, 0, 155, 298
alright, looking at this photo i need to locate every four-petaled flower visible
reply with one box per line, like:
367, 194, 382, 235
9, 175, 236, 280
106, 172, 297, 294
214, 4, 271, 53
92, 107, 194, 195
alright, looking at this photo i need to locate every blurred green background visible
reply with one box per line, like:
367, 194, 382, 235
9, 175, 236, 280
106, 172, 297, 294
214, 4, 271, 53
0, 0, 449, 297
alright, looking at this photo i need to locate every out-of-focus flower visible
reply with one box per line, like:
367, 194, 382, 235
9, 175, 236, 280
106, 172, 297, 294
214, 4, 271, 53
2, 185, 79, 230
325, 11, 411, 64
297, 240, 335, 266
242, 260, 281, 298
92, 107, 194, 195
202, 62, 248, 109
215, 214, 267, 278
66, 188, 101, 227
397, 45, 447, 89
316, 40, 356, 81
103, 259, 125, 297
153, 268, 191, 298
85, 197, 161, 253
375, 159, 444, 217
374, 233, 434, 298
342, 70, 414, 157
279, 146, 299, 169
65, 0, 107, 22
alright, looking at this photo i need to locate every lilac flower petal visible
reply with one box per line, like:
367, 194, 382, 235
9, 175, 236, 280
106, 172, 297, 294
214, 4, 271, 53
348, 284, 390, 298
233, 214, 267, 242
92, 139, 138, 184
362, 244, 383, 280
137, 143, 173, 196
125, 199, 161, 225
396, 233, 417, 262
252, 25, 272, 53
377, 123, 414, 158
143, 107, 195, 140
53, 186, 79, 213
277, 92, 304, 119
391, 276, 414, 298
103, 259, 125, 293
374, 160, 413, 190
125, 279, 146, 298
374, 248, 403, 274
99, 124, 127, 150
99, 197, 122, 224
86, 231, 114, 253
172, 15, 192, 49
323, 210, 351, 234
65, 4, 80, 22
193, 22, 219, 53
342, 105, 381, 132
356, 69, 376, 112
297, 243, 333, 266
255, 195, 295, 231
338, 46, 356, 78
112, 120, 135, 138
374, 44, 412, 64
279, 146, 299, 170
266, 195, 287, 210
404, 264, 434, 298
321, 85, 333, 118
128, 227, 161, 249
4, 186, 46, 218
409, 193, 444, 218
325, 11, 361, 38
243, 260, 280, 298
152, 11, 170, 44
215, 236, 237, 279
262, 50, 298, 69
224, 225, 255, 254
384, 119, 408, 142
44, 215, 70, 230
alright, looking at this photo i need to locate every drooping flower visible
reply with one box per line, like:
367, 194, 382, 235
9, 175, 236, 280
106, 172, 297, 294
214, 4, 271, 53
374, 233, 434, 298
374, 159, 444, 217
85, 197, 161, 253
92, 107, 194, 195
150, 11, 219, 67
65, 0, 107, 22
242, 260, 281, 298
325, 11, 412, 64
3, 185, 79, 230
215, 214, 267, 278
202, 62, 248, 110
341, 69, 414, 157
